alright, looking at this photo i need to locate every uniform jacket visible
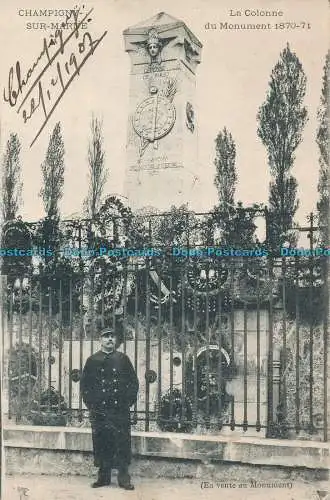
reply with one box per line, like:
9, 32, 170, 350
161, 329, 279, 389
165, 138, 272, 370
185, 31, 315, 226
80, 349, 139, 469
80, 350, 139, 413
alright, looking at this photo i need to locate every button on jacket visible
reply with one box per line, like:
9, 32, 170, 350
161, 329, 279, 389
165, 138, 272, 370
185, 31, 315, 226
80, 350, 139, 469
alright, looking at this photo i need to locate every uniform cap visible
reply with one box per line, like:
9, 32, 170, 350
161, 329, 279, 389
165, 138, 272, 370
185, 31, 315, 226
100, 323, 124, 347
100, 327, 115, 337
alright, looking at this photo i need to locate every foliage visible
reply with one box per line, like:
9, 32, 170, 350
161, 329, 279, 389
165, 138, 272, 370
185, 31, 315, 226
203, 202, 261, 247
273, 321, 325, 438
257, 44, 308, 246
214, 127, 237, 209
268, 175, 299, 247
280, 256, 325, 324
8, 342, 38, 422
153, 205, 198, 247
34, 215, 64, 256
40, 122, 65, 218
30, 216, 81, 321
37, 122, 66, 282
316, 51, 329, 246
1, 132, 23, 222
257, 44, 308, 176
206, 127, 260, 248
8, 342, 38, 397
36, 260, 83, 322
4, 221, 82, 322
127, 204, 199, 249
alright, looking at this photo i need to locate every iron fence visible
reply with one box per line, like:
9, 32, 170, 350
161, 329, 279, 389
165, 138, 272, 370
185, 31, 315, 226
0, 209, 329, 440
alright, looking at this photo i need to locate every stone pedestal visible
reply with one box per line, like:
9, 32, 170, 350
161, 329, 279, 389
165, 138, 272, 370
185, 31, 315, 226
123, 12, 202, 211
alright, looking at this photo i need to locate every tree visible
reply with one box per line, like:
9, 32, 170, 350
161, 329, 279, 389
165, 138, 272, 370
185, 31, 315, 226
40, 122, 65, 218
83, 116, 107, 219
268, 175, 299, 241
257, 44, 308, 245
2, 133, 22, 221
316, 51, 329, 245
207, 128, 258, 247
208, 128, 237, 245
83, 117, 107, 330
205, 203, 259, 248
213, 127, 237, 210
38, 122, 65, 261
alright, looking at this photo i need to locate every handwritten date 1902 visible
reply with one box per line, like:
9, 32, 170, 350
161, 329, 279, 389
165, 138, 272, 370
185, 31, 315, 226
3, 8, 107, 147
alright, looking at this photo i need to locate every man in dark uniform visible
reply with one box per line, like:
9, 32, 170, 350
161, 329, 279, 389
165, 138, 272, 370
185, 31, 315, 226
80, 323, 139, 490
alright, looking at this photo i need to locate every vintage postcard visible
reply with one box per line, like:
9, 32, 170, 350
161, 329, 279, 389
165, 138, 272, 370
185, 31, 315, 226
0, 0, 329, 499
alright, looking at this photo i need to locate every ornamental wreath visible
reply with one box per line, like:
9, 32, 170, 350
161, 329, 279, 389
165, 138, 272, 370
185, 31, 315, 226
157, 388, 193, 433
94, 195, 133, 243
30, 386, 68, 426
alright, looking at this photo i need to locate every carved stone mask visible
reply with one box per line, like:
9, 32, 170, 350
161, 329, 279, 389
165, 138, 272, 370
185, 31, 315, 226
148, 42, 160, 58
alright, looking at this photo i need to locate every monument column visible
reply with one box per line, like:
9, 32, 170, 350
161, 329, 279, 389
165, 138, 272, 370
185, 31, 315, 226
123, 12, 202, 211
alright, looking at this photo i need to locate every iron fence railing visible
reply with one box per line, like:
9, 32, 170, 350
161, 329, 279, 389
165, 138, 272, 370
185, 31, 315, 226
1, 251, 328, 441
1, 208, 328, 440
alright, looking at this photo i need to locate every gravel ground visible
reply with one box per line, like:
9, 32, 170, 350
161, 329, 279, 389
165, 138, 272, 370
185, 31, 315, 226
3, 474, 329, 500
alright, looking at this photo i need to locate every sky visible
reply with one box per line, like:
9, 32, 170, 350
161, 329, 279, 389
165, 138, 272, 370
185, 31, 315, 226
0, 0, 328, 228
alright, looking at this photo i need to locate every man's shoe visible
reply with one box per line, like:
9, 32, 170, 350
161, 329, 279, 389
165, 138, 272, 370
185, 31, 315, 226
91, 478, 111, 488
118, 481, 134, 490
91, 469, 111, 488
118, 471, 134, 490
